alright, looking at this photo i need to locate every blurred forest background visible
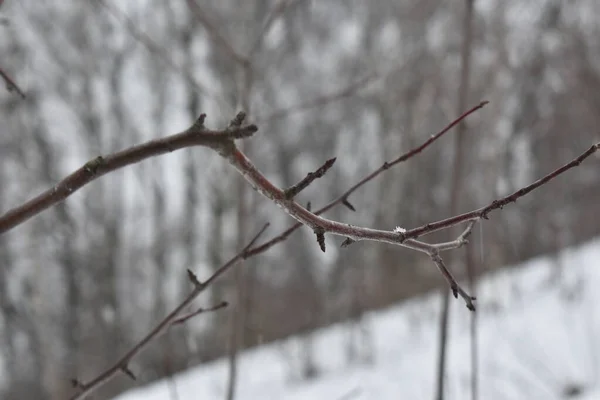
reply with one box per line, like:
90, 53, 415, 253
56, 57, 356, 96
1, 0, 599, 399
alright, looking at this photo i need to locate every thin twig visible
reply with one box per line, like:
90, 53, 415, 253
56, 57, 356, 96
402, 142, 600, 240
431, 252, 476, 311
0, 66, 26, 98
2, 112, 596, 311
68, 223, 270, 400
0, 115, 257, 234
171, 301, 229, 325
218, 116, 596, 307
245, 100, 489, 257
284, 157, 336, 199
437, 0, 476, 397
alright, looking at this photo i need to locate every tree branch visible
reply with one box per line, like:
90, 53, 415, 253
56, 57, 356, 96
402, 142, 600, 240
210, 113, 597, 308
245, 100, 489, 257
0, 114, 257, 234
284, 157, 336, 199
3, 109, 595, 311
68, 222, 270, 400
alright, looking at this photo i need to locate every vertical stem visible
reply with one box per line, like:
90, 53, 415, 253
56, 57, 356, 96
435, 1, 475, 400
226, 60, 253, 400
467, 241, 478, 400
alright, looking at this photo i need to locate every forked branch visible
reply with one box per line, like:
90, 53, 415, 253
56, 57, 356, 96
1, 102, 594, 397
0, 115, 257, 234
69, 223, 270, 400
245, 100, 490, 257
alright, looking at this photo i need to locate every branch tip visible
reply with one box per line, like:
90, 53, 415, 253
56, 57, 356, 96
230, 111, 246, 127
187, 269, 202, 288
284, 157, 337, 199
342, 198, 356, 211
465, 298, 477, 312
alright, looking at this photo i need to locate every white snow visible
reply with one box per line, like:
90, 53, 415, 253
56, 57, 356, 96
115, 237, 600, 400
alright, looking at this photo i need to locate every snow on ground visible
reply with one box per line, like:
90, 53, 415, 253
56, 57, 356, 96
116, 238, 600, 400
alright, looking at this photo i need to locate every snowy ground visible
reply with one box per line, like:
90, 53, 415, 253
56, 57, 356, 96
116, 238, 600, 400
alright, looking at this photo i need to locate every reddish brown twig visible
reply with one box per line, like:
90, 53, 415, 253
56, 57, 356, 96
284, 157, 336, 199
0, 115, 257, 234
4, 109, 594, 310
217, 115, 595, 308
245, 100, 489, 257
0, 66, 26, 98
1, 107, 591, 397
69, 222, 269, 400
402, 142, 600, 241
171, 301, 228, 325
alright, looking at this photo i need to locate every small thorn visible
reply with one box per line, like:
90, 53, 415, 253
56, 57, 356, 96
342, 198, 356, 211
306, 201, 311, 211
121, 365, 137, 381
341, 238, 355, 248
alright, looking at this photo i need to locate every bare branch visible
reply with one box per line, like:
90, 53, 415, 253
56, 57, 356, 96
284, 157, 336, 199
3, 108, 592, 310
0, 118, 257, 234
1, 109, 595, 309
245, 100, 489, 257
430, 251, 476, 311
0, 66, 26, 98
217, 121, 596, 308
403, 142, 600, 240
171, 301, 229, 325
68, 223, 270, 400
